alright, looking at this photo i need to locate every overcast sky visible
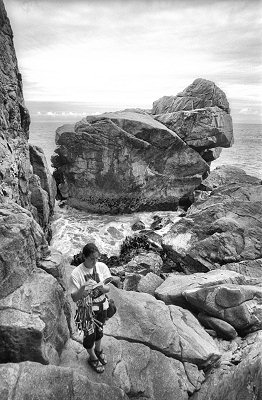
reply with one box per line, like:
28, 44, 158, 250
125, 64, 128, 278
4, 0, 262, 123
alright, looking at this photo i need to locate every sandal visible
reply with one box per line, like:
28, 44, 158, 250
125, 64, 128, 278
88, 358, 105, 373
95, 349, 107, 365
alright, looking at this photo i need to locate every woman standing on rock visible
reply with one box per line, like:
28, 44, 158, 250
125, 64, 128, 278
70, 242, 112, 373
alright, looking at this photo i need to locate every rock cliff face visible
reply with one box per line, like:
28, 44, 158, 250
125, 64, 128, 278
0, 2, 55, 237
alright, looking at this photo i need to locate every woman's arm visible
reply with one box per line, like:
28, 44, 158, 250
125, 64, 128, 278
71, 284, 90, 302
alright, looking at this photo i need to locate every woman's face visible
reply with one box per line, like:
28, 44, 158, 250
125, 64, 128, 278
83, 251, 99, 269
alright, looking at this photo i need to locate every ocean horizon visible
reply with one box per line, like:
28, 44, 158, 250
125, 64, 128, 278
26, 101, 262, 180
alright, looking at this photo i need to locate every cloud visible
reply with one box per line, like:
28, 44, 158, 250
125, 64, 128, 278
4, 0, 262, 123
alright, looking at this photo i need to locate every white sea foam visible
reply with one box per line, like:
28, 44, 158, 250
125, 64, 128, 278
50, 205, 180, 258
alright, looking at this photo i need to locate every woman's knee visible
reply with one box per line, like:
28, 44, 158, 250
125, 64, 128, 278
83, 332, 96, 349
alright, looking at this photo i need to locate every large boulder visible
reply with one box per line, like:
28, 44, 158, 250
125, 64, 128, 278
0, 361, 129, 400
104, 285, 220, 367
162, 169, 262, 273
52, 110, 209, 213
183, 283, 262, 334
0, 269, 69, 364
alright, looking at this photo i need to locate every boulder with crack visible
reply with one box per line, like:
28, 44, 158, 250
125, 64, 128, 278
52, 110, 209, 213
60, 336, 205, 400
104, 285, 220, 367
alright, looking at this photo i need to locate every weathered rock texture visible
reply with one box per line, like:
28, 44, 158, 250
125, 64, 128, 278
52, 79, 233, 214
184, 283, 262, 335
191, 331, 262, 400
0, 269, 69, 364
0, 2, 55, 235
155, 269, 258, 307
152, 78, 230, 114
162, 167, 262, 273
52, 110, 210, 213
152, 79, 233, 163
0, 202, 48, 299
0, 361, 129, 400
104, 286, 220, 367
0, 1, 31, 208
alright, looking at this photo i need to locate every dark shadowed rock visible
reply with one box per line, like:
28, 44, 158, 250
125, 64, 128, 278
197, 313, 237, 340
131, 219, 145, 231
52, 111, 209, 213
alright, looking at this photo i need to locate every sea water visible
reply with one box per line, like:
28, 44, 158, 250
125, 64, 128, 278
28, 115, 262, 257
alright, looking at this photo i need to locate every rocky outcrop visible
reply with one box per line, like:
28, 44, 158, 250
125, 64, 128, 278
104, 286, 220, 367
152, 79, 233, 163
152, 78, 230, 114
0, 1, 30, 208
52, 111, 210, 213
162, 167, 262, 273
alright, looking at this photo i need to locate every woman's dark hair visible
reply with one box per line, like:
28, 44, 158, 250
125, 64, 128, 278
82, 243, 100, 258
